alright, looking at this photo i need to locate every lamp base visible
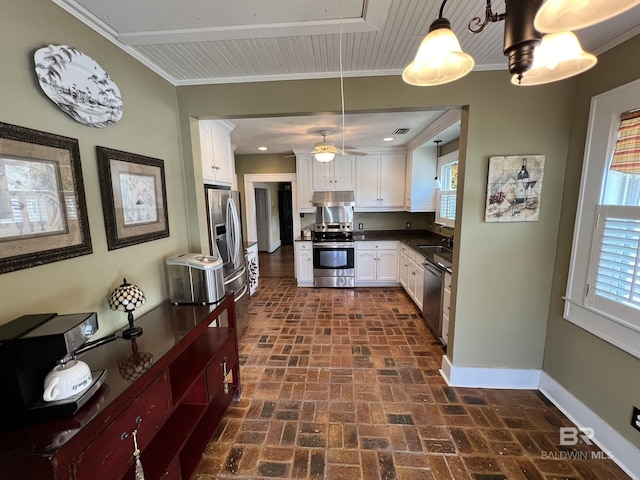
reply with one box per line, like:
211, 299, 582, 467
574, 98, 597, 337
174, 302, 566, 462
122, 326, 143, 339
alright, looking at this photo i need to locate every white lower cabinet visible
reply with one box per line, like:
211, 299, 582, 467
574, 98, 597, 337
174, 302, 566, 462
295, 241, 314, 287
442, 271, 452, 346
355, 241, 398, 285
399, 244, 425, 311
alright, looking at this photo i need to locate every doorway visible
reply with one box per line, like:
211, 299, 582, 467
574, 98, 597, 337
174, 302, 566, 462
244, 173, 298, 277
254, 184, 271, 252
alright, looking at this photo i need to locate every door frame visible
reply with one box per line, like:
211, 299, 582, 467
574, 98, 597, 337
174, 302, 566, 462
244, 174, 299, 245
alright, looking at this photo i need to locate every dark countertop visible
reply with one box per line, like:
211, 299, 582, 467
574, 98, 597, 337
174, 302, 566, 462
295, 229, 453, 272
354, 230, 453, 272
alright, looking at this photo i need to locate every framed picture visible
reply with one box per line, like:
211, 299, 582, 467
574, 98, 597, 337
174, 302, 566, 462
0, 122, 92, 274
97, 146, 169, 250
485, 155, 545, 222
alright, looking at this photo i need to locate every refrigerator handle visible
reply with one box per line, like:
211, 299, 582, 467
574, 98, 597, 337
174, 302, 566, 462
227, 197, 242, 265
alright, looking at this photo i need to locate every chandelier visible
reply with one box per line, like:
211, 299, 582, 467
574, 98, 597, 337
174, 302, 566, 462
403, 0, 640, 87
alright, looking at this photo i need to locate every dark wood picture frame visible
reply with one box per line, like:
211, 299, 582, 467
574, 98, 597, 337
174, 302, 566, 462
0, 122, 92, 274
97, 146, 169, 250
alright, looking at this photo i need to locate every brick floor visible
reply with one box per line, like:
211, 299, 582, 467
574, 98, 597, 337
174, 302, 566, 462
192, 277, 631, 480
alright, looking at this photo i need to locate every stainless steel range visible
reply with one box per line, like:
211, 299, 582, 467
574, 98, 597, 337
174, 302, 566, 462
312, 191, 355, 288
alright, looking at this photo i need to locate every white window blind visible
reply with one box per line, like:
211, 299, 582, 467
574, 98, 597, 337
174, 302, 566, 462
587, 205, 640, 324
440, 191, 457, 219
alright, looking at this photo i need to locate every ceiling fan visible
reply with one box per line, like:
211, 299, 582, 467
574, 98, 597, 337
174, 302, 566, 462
311, 130, 367, 162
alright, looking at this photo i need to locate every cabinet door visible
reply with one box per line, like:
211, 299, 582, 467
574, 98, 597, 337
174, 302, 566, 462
333, 155, 355, 190
200, 122, 216, 183
355, 250, 377, 281
312, 160, 332, 190
296, 156, 314, 212
414, 262, 425, 311
355, 155, 380, 208
200, 120, 235, 186
406, 146, 437, 212
379, 154, 406, 209
399, 251, 410, 289
295, 242, 314, 285
376, 249, 398, 281
211, 128, 235, 185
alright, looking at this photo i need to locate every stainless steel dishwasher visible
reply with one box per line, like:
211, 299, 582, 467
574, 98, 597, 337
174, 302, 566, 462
422, 259, 443, 342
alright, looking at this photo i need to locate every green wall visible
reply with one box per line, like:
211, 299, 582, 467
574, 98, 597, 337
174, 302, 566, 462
176, 71, 574, 374
0, 0, 187, 335
543, 34, 640, 448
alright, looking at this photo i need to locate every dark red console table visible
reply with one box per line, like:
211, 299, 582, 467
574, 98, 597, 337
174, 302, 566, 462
0, 294, 240, 480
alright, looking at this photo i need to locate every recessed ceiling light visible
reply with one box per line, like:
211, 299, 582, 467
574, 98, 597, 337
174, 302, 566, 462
258, 146, 268, 151
383, 137, 394, 142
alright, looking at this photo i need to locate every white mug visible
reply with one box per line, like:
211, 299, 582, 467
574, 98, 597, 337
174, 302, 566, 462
43, 360, 92, 402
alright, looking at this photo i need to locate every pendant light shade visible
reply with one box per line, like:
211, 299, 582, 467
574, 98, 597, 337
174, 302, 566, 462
402, 18, 474, 86
513, 31, 597, 85
534, 0, 640, 33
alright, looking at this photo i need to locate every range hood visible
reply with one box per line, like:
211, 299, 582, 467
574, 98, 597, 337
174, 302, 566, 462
312, 191, 355, 207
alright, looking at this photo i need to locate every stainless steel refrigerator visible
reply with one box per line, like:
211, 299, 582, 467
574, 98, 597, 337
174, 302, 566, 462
205, 185, 249, 337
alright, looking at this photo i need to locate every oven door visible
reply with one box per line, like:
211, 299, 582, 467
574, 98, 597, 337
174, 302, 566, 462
312, 242, 354, 276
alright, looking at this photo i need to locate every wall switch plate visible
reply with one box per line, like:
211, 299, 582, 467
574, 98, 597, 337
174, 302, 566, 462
358, 223, 363, 230
632, 406, 640, 432
406, 222, 411, 228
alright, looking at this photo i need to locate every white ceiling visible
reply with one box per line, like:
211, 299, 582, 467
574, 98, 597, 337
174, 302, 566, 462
51, 0, 640, 154
229, 110, 460, 155
53, 0, 640, 85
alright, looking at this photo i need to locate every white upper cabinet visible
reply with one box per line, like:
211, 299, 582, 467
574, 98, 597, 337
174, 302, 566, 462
312, 155, 355, 191
200, 119, 236, 187
355, 154, 406, 211
296, 155, 314, 213
405, 146, 437, 212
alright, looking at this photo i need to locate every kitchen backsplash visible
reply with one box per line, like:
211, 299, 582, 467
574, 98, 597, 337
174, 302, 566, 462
300, 210, 454, 237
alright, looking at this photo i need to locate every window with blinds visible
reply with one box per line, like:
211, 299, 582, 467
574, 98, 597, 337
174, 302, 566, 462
588, 206, 640, 322
565, 79, 640, 359
435, 151, 458, 227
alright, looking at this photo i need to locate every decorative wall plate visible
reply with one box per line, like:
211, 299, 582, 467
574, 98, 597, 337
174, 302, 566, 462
34, 45, 123, 128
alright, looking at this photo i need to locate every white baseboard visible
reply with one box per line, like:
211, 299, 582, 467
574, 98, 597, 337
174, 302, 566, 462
539, 372, 640, 480
268, 240, 281, 253
439, 355, 540, 389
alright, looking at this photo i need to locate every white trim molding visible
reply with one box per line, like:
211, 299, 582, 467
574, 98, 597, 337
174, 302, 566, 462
440, 355, 541, 389
539, 372, 640, 480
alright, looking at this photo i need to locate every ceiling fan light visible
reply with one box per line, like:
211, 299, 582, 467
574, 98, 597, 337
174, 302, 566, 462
402, 20, 474, 86
513, 31, 597, 85
314, 151, 335, 162
534, 0, 640, 33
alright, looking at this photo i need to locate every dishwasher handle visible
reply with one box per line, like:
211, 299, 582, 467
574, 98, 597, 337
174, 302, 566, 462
424, 261, 443, 277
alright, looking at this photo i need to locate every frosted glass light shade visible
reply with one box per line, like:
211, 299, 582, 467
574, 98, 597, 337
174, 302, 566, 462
513, 32, 597, 85
314, 152, 335, 162
534, 0, 640, 33
402, 27, 474, 86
